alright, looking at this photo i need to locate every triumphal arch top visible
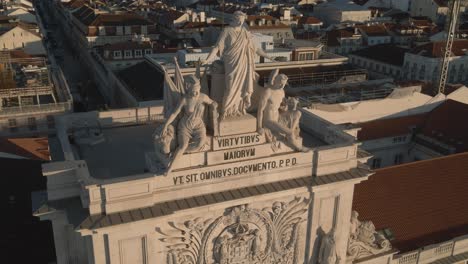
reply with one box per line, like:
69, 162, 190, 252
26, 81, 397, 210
35, 12, 392, 264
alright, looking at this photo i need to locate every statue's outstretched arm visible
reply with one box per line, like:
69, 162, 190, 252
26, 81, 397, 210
256, 47, 275, 61
205, 47, 219, 64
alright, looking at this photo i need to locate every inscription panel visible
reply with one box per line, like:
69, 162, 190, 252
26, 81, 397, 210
207, 143, 292, 165
212, 132, 265, 150
170, 151, 312, 187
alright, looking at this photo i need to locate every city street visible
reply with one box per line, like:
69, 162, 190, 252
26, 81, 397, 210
36, 2, 105, 111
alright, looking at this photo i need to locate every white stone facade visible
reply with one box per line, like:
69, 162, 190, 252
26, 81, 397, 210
402, 52, 468, 84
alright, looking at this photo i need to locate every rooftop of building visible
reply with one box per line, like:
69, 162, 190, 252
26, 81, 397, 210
103, 40, 153, 51
0, 137, 50, 160
117, 60, 164, 102
351, 44, 409, 66
298, 16, 322, 25
326, 27, 361, 47
316, 0, 369, 11
353, 152, 468, 253
72, 5, 152, 27
356, 99, 468, 152
409, 40, 468, 58
305, 85, 442, 124
357, 24, 390, 37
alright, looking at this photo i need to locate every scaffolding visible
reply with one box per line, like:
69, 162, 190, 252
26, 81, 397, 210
0, 54, 56, 109
263, 68, 368, 89
295, 83, 395, 107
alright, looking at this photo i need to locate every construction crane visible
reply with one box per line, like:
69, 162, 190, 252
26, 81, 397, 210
436, 0, 462, 94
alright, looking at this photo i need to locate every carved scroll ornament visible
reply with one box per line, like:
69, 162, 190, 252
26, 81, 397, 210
158, 197, 310, 264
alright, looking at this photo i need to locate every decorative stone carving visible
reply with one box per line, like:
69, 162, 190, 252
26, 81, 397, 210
157, 59, 219, 174
347, 211, 392, 261
318, 229, 341, 264
257, 69, 306, 152
158, 197, 310, 264
204, 11, 275, 119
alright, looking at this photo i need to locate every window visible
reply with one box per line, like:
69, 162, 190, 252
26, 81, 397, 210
124, 50, 132, 58
145, 49, 152, 55
98, 26, 106, 36
393, 136, 406, 143
141, 25, 148, 34
394, 153, 404, 165
113, 51, 122, 59
116, 26, 123, 35
28, 117, 37, 131
124, 26, 131, 35
135, 50, 142, 57
372, 158, 382, 169
8, 118, 17, 132
47, 115, 55, 129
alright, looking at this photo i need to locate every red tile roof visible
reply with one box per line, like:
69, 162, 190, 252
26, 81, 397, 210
353, 152, 468, 253
0, 137, 50, 160
326, 27, 360, 47
357, 24, 390, 37
357, 114, 427, 141
298, 16, 322, 25
421, 100, 468, 153
409, 40, 468, 58
357, 100, 468, 152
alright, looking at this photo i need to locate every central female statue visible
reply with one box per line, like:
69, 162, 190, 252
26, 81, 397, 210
205, 11, 274, 119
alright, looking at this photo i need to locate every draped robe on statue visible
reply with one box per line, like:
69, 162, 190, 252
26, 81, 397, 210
214, 26, 257, 118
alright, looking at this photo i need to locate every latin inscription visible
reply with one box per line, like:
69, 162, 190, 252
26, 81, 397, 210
224, 148, 255, 160
172, 157, 297, 186
214, 134, 262, 150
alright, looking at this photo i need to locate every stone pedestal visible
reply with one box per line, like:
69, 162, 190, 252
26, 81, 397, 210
219, 113, 257, 136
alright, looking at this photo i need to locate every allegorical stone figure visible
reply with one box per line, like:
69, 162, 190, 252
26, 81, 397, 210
257, 69, 288, 134
204, 11, 275, 118
279, 97, 304, 149
319, 228, 341, 264
257, 69, 307, 151
161, 75, 218, 174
